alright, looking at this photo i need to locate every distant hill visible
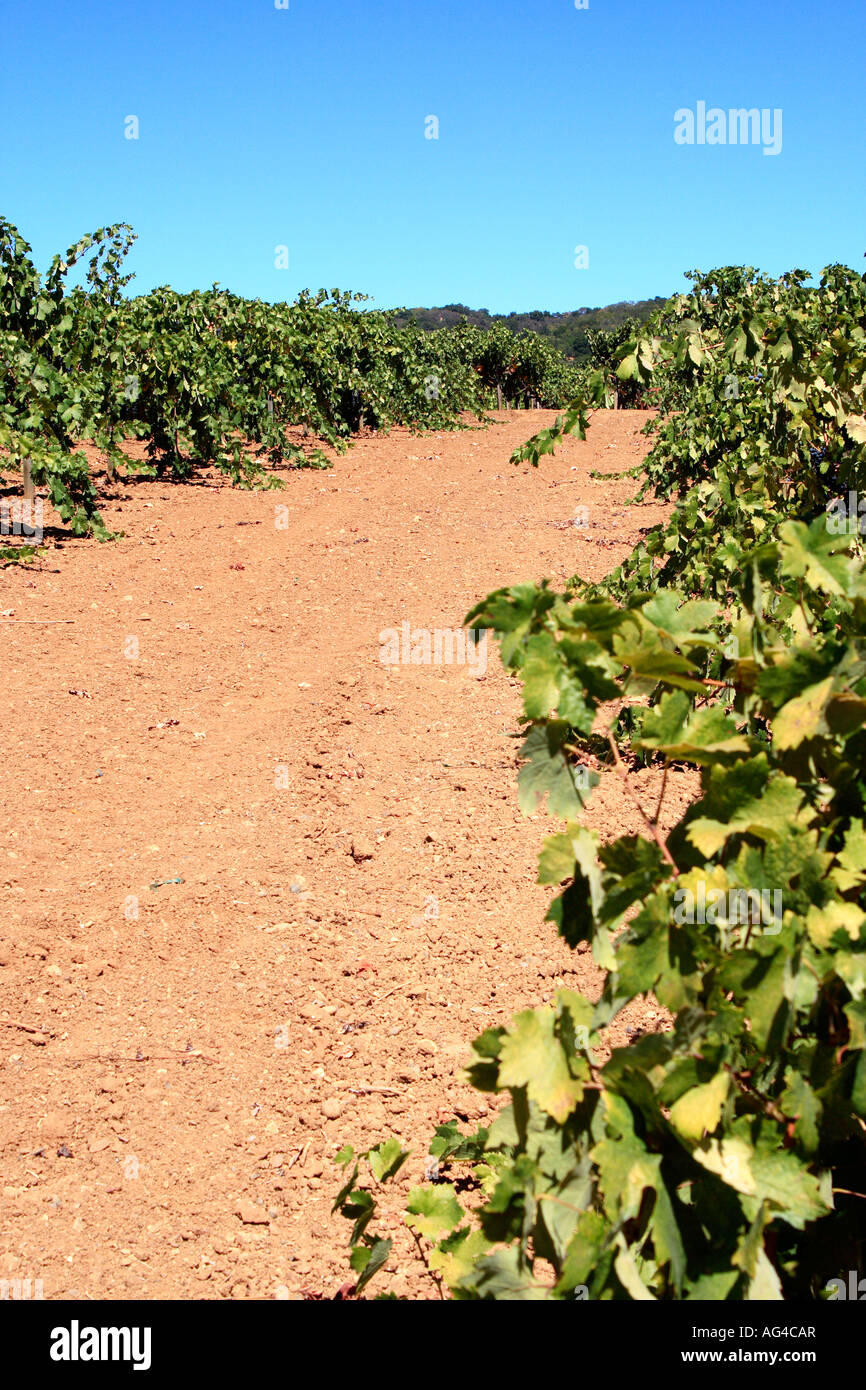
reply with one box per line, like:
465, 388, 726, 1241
392, 297, 670, 363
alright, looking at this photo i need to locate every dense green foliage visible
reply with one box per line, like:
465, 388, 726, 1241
334, 263, 866, 1300
0, 217, 590, 549
447, 319, 592, 410
603, 264, 866, 602
395, 297, 668, 363
0, 218, 132, 538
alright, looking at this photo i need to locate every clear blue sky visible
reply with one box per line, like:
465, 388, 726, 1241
2, 0, 864, 313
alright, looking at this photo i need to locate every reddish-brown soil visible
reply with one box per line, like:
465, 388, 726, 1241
0, 409, 691, 1300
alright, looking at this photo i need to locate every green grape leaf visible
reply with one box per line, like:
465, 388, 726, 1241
497, 1008, 585, 1123
405, 1184, 464, 1241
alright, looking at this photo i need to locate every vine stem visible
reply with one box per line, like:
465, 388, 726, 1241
653, 761, 670, 828
409, 1228, 445, 1300
605, 731, 679, 876
732, 1071, 787, 1125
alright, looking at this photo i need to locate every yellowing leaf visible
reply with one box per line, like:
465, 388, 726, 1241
773, 676, 834, 749
669, 1071, 730, 1142
845, 412, 866, 444
805, 900, 866, 949
779, 518, 855, 597
428, 1227, 491, 1286
614, 1240, 656, 1300
833, 820, 866, 893
687, 775, 804, 857
746, 1247, 784, 1300
692, 1137, 756, 1195
497, 1007, 584, 1123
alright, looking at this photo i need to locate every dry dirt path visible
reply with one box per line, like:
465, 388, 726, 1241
0, 409, 684, 1299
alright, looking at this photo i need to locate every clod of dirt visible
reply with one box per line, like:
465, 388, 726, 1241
40, 1110, 70, 1138
236, 1200, 270, 1225
321, 1098, 343, 1120
350, 837, 375, 862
